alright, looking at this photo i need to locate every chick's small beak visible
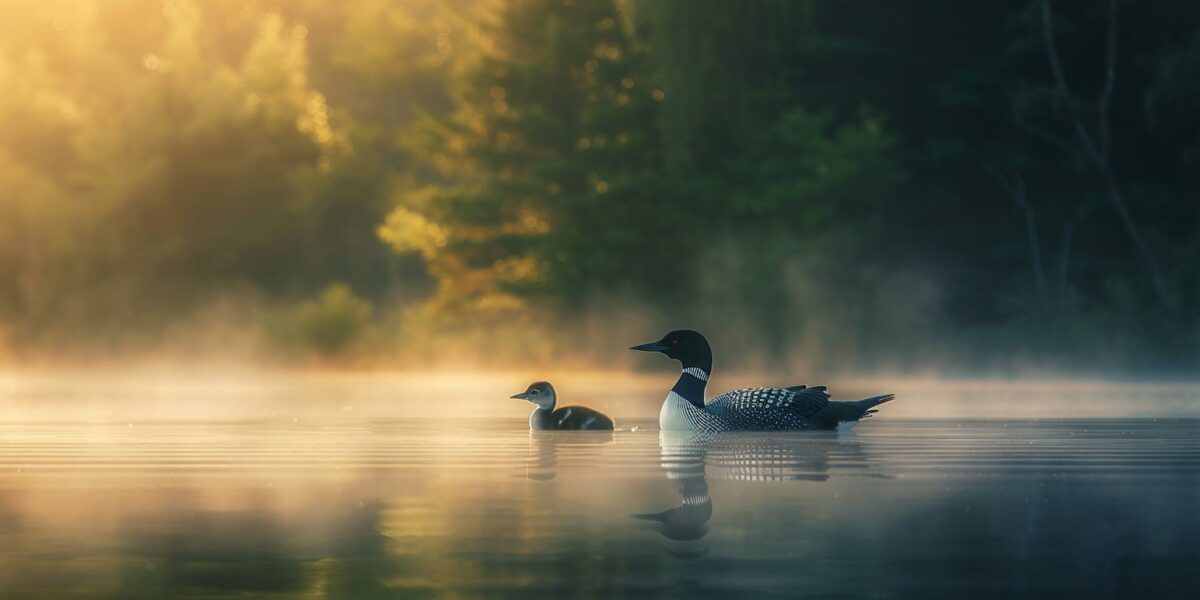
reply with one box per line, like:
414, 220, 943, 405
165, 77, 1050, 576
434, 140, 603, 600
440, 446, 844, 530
510, 392, 529, 400
630, 340, 668, 353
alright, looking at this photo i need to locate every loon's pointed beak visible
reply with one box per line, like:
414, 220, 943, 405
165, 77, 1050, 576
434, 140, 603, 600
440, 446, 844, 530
510, 392, 530, 401
630, 340, 668, 353
631, 510, 671, 523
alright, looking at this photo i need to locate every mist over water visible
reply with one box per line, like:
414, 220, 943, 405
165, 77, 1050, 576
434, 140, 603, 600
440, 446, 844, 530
2, 369, 1198, 423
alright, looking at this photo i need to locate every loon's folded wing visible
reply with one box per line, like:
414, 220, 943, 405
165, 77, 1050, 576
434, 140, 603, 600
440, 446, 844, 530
714, 386, 830, 418
785, 386, 831, 416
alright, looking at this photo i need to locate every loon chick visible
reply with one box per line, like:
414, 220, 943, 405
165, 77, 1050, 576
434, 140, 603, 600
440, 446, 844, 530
510, 381, 615, 431
630, 330, 895, 432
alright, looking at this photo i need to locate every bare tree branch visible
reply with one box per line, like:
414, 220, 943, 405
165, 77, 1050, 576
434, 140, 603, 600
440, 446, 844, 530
1057, 220, 1073, 304
986, 163, 1046, 293
1040, 0, 1072, 98
1041, 0, 1102, 165
1097, 0, 1117, 162
1012, 111, 1082, 159
1039, 0, 1171, 307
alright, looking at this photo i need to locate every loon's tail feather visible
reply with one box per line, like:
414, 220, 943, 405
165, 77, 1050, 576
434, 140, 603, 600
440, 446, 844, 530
851, 393, 895, 419
855, 393, 895, 409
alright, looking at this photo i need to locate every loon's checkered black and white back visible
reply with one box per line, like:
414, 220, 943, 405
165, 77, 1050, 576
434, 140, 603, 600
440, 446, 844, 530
704, 385, 833, 430
668, 384, 891, 432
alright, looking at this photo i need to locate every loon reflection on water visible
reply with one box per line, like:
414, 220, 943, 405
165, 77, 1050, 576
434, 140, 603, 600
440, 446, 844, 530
631, 436, 712, 545
633, 430, 877, 555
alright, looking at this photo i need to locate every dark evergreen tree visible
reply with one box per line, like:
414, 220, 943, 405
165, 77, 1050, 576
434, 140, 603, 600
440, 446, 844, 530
381, 0, 682, 314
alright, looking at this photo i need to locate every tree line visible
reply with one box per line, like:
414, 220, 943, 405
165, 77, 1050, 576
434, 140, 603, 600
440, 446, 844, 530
1, 0, 1197, 372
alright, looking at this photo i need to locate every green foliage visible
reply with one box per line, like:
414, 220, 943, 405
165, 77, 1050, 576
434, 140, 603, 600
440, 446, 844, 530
273, 283, 373, 356
1, 0, 1199, 370
381, 0, 682, 315
383, 0, 905, 337
621, 0, 820, 172
0, 0, 431, 345
732, 108, 900, 219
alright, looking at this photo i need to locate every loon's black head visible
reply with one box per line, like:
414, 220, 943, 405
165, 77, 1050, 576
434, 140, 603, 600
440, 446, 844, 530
630, 330, 713, 372
511, 381, 556, 410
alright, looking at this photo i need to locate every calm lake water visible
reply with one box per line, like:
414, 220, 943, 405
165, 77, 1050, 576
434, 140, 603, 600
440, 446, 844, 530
0, 416, 1196, 599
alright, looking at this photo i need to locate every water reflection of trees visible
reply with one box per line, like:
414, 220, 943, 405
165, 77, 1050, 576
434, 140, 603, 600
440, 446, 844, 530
112, 495, 400, 597
2, 423, 1196, 597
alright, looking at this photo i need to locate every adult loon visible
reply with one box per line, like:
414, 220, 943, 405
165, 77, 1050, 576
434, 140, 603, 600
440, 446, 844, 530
630, 330, 895, 432
510, 381, 615, 431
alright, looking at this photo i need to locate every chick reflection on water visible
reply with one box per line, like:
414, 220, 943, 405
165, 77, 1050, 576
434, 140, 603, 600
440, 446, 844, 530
523, 429, 615, 481
633, 430, 877, 555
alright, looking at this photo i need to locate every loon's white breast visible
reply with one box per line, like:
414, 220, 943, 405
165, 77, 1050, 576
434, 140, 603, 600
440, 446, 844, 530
660, 391, 726, 432
659, 392, 698, 431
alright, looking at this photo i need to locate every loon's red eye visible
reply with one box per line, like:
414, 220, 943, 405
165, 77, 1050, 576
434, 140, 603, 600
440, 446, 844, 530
671, 339, 679, 347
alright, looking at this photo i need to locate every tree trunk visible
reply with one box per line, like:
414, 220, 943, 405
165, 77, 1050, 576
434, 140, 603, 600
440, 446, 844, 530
1040, 0, 1171, 307
1056, 220, 1073, 308
987, 165, 1046, 296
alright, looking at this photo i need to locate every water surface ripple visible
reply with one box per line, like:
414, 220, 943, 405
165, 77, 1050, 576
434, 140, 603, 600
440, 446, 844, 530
0, 419, 1196, 598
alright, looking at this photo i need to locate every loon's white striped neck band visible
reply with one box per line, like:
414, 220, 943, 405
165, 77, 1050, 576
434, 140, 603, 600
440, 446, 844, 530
682, 367, 709, 381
